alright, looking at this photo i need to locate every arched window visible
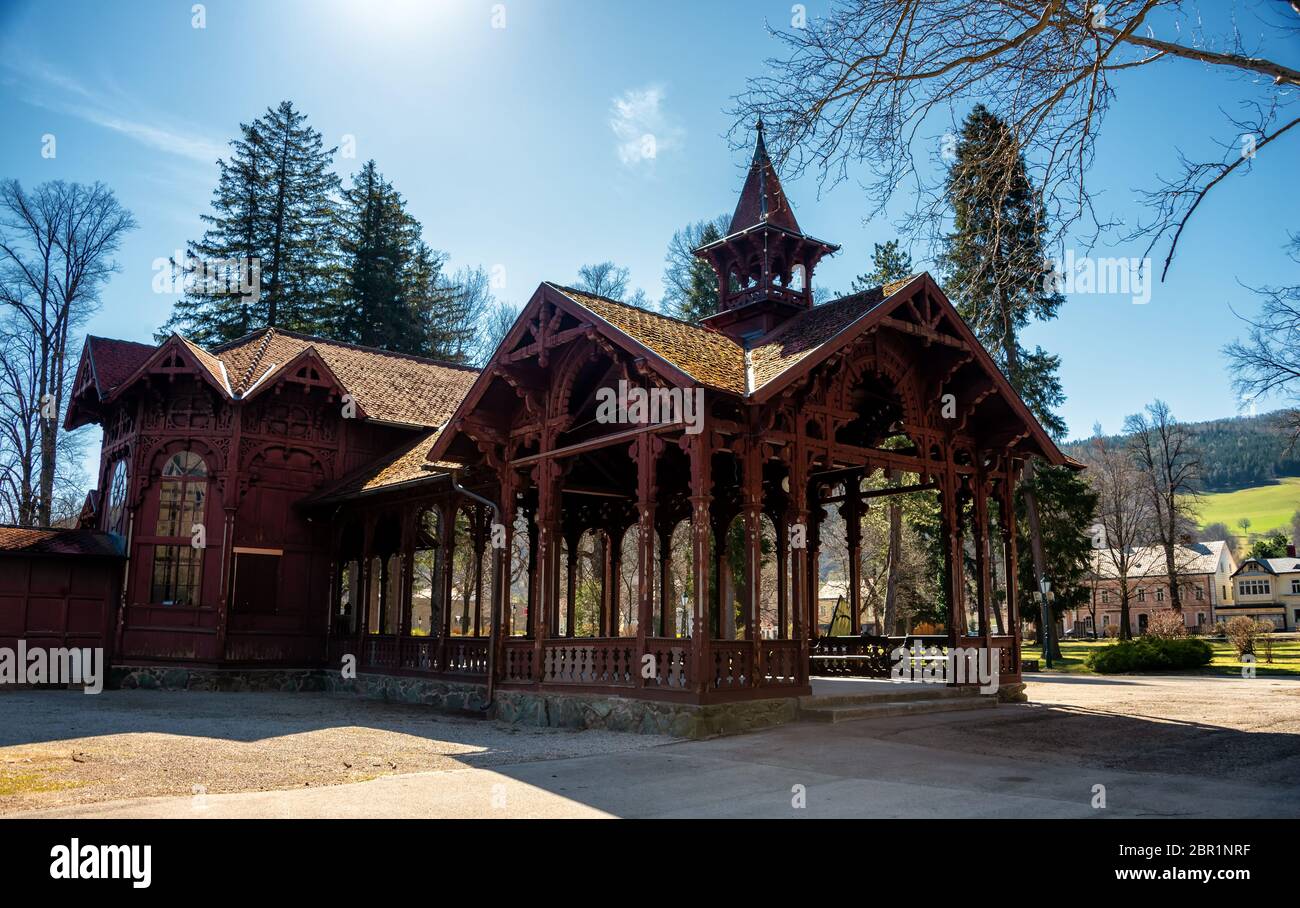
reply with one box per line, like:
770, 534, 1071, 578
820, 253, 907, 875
149, 451, 208, 606
106, 458, 129, 536
409, 508, 443, 637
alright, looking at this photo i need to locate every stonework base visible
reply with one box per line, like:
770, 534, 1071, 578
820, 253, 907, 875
110, 665, 326, 693
997, 681, 1028, 703
321, 672, 489, 712
105, 666, 799, 739
492, 689, 799, 739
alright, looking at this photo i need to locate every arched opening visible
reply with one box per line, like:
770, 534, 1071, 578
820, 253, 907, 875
409, 507, 443, 637
615, 524, 642, 637
564, 528, 603, 637
368, 515, 401, 635
335, 520, 363, 635
509, 509, 531, 636
449, 503, 489, 636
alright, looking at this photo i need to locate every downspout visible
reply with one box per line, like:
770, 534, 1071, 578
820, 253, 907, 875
449, 469, 501, 711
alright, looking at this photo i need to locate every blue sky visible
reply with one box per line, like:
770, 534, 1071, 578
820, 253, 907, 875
1, 0, 1296, 444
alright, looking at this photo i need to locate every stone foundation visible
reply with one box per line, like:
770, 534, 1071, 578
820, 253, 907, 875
492, 689, 799, 739
320, 671, 489, 713
105, 665, 798, 739
110, 665, 326, 692
996, 681, 1028, 703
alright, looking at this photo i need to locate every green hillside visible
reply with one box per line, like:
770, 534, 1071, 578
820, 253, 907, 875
1196, 477, 1300, 536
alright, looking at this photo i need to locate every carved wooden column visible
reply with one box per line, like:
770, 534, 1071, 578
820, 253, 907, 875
738, 434, 763, 668
940, 460, 968, 646
494, 470, 517, 685
533, 459, 561, 677
774, 515, 788, 638
633, 433, 658, 677
688, 431, 713, 699
788, 443, 811, 686
563, 525, 580, 637
974, 468, 993, 648
472, 507, 487, 638
807, 494, 823, 640
1002, 463, 1022, 670
842, 477, 863, 635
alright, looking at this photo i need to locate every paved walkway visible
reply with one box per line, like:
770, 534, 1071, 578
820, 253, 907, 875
13, 674, 1300, 819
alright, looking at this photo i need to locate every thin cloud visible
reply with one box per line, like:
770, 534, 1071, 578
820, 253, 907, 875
609, 85, 684, 168
6, 58, 223, 164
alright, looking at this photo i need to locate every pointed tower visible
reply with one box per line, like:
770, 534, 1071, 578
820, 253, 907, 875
693, 120, 839, 344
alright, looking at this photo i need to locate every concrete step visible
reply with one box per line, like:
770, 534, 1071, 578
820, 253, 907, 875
798, 694, 997, 724
798, 684, 981, 709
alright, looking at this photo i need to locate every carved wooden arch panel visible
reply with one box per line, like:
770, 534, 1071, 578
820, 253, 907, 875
826, 332, 926, 436
132, 436, 225, 507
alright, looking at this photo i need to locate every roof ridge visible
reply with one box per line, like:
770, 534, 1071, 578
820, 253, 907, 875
235, 328, 278, 393
547, 282, 738, 337
87, 335, 155, 348
267, 328, 483, 372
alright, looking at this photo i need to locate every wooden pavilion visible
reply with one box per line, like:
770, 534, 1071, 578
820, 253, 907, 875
41, 126, 1071, 719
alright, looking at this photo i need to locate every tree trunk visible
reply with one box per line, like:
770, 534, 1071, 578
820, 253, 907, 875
883, 497, 901, 636
1022, 458, 1061, 662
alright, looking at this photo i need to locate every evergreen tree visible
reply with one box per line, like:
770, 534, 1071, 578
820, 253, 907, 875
162, 101, 340, 344
678, 221, 723, 322
660, 217, 728, 323
939, 104, 1066, 439
850, 240, 912, 292
336, 160, 421, 350
1015, 461, 1098, 639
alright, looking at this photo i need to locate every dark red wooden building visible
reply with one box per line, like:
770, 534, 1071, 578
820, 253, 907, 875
36, 126, 1069, 711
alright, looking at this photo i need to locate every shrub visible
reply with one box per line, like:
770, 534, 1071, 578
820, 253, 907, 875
1087, 637, 1213, 674
1224, 616, 1263, 657
1144, 610, 1188, 639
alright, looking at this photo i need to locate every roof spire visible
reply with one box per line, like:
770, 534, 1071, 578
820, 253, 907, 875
729, 119, 799, 235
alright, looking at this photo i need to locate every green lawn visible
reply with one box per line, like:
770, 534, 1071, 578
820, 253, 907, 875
1022, 637, 1300, 677
1195, 476, 1300, 536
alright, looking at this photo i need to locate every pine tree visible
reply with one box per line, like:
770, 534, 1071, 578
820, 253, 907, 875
662, 216, 727, 323
336, 160, 421, 350
162, 101, 340, 344
850, 240, 912, 292
677, 221, 723, 322
939, 104, 1065, 439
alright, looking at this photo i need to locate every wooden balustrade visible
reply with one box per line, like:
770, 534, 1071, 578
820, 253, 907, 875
710, 641, 754, 690
642, 638, 691, 690
502, 639, 535, 683
541, 638, 636, 687
438, 637, 489, 675
759, 639, 802, 686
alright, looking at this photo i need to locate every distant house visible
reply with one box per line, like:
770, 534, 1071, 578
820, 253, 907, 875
1223, 548, 1300, 630
1068, 541, 1236, 636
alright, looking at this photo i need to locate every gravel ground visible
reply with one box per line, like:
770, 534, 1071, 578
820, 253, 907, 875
0, 690, 671, 814
883, 673, 1300, 784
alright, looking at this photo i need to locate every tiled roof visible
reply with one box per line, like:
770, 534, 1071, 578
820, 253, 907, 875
548, 284, 748, 394
749, 278, 917, 390
0, 525, 124, 557
303, 427, 457, 504
82, 328, 479, 430
1092, 541, 1229, 579
210, 326, 480, 426
210, 329, 479, 427
84, 336, 156, 395
549, 277, 920, 398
